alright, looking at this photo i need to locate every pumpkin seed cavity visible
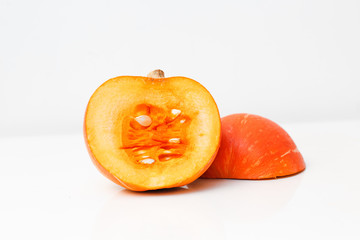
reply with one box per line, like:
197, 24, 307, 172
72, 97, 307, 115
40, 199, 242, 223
121, 104, 190, 165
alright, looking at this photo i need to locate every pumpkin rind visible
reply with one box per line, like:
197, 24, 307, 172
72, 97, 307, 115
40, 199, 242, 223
202, 113, 305, 179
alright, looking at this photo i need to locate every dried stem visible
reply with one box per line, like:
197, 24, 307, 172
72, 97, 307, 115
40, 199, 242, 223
147, 69, 165, 78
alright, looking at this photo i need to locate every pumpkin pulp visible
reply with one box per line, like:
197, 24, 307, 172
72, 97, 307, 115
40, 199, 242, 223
122, 103, 191, 165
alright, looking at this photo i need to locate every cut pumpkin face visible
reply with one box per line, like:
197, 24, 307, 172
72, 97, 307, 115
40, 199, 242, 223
84, 70, 221, 191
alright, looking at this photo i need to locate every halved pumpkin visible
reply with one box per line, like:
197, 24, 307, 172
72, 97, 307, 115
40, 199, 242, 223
84, 70, 221, 191
202, 113, 305, 179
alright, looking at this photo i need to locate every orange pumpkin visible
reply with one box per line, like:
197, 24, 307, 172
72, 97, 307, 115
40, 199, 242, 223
202, 113, 305, 179
84, 70, 221, 191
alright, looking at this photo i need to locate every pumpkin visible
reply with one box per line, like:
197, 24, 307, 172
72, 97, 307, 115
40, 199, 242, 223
202, 113, 305, 179
84, 70, 221, 191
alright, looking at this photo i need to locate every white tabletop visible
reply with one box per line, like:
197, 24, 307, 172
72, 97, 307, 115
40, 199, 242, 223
1, 120, 359, 240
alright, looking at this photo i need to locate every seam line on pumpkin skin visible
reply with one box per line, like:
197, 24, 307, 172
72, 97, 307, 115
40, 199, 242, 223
280, 150, 291, 158
280, 148, 299, 158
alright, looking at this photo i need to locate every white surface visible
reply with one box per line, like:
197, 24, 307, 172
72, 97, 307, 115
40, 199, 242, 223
1, 0, 360, 136
1, 120, 359, 240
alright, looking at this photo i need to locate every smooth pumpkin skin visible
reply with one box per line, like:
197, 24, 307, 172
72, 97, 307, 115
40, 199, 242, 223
202, 114, 305, 179
84, 74, 221, 191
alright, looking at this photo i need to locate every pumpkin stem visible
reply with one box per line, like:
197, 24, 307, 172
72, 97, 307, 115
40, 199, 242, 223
147, 69, 165, 78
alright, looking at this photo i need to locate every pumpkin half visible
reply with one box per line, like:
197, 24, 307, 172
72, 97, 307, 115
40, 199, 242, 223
202, 113, 305, 179
84, 70, 221, 191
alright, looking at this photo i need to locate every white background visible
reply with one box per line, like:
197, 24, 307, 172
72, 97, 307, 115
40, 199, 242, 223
1, 0, 359, 136
1, 1, 360, 240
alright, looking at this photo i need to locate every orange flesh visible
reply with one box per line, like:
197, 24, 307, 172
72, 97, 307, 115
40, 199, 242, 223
84, 75, 221, 191
121, 104, 191, 165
